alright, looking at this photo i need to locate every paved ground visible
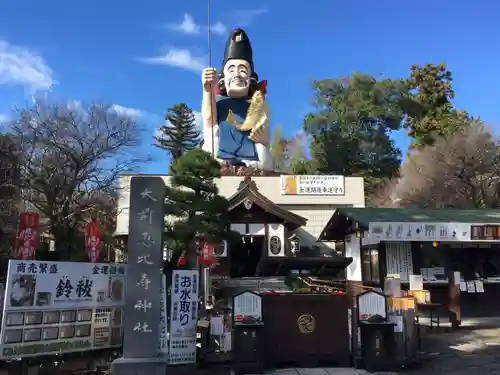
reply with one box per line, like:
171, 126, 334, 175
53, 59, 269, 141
405, 325, 500, 374
262, 321, 500, 374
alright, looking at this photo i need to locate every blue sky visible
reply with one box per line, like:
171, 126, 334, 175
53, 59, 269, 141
0, 0, 499, 174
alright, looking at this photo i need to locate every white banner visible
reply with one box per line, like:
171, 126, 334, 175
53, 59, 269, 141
280, 175, 345, 195
0, 260, 127, 359
369, 222, 476, 242
158, 274, 168, 354
168, 270, 198, 365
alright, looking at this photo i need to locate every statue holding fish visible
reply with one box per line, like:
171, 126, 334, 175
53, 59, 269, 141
201, 28, 273, 170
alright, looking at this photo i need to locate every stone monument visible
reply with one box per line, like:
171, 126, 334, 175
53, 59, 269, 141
201, 28, 273, 171
111, 177, 166, 375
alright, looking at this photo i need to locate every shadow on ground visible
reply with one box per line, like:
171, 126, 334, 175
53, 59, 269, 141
406, 319, 500, 374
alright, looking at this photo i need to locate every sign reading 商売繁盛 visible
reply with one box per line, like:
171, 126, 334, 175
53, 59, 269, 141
0, 260, 126, 358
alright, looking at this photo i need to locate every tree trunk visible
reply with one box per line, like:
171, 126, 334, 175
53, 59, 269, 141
185, 239, 198, 270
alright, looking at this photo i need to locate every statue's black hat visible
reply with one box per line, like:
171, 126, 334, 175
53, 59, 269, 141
222, 28, 254, 71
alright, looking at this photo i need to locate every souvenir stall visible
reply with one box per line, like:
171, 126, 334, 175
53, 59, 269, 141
318, 207, 500, 326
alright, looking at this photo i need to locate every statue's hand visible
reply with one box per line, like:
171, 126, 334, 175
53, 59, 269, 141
202, 68, 217, 92
249, 126, 268, 146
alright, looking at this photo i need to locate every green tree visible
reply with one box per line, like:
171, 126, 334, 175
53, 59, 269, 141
403, 63, 469, 148
164, 148, 233, 269
154, 103, 200, 161
303, 73, 406, 197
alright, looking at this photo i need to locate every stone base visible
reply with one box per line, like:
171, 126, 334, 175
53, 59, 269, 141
111, 356, 167, 375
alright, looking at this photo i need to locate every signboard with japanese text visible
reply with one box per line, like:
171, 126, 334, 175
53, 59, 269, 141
168, 270, 198, 365
122, 176, 165, 359
367, 222, 500, 242
233, 290, 262, 322
0, 260, 126, 359
357, 290, 387, 321
158, 275, 168, 354
280, 175, 345, 196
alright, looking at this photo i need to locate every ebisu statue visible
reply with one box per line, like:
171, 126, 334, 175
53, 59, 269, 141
201, 28, 272, 170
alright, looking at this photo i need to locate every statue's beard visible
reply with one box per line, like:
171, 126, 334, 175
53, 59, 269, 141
225, 77, 250, 97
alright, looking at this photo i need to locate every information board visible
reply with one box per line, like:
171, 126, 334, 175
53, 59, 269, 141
233, 290, 262, 322
0, 260, 126, 359
357, 290, 387, 321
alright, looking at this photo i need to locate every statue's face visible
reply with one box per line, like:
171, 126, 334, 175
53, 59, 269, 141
223, 59, 251, 98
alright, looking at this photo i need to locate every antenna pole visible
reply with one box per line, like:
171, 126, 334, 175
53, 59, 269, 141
208, 0, 215, 157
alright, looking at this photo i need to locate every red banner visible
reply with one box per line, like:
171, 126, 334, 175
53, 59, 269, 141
15, 212, 40, 260
177, 242, 215, 267
200, 242, 215, 265
85, 221, 101, 263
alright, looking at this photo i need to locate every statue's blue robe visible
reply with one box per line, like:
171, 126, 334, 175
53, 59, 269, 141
216, 95, 258, 161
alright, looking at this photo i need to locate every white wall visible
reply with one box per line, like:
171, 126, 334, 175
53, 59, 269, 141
115, 175, 366, 250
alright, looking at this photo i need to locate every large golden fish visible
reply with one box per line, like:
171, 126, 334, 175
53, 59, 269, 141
226, 90, 265, 132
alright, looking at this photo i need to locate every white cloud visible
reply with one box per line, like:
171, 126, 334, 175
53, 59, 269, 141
66, 100, 82, 111
139, 49, 205, 74
111, 104, 143, 118
67, 101, 148, 121
166, 13, 227, 37
168, 13, 200, 35
0, 114, 8, 123
211, 21, 227, 36
0, 40, 56, 94
233, 6, 269, 26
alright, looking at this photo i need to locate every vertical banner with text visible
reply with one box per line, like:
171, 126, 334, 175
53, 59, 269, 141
15, 212, 40, 260
123, 177, 165, 358
85, 221, 101, 263
168, 269, 199, 365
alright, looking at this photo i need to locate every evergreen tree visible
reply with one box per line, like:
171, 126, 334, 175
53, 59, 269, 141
402, 63, 469, 148
303, 73, 405, 198
164, 149, 234, 269
154, 103, 201, 161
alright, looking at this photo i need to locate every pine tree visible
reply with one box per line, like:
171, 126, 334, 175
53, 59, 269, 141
154, 103, 201, 161
403, 63, 469, 148
164, 148, 235, 269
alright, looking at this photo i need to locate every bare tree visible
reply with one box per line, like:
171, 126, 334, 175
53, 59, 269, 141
370, 178, 399, 208
9, 100, 148, 257
0, 133, 20, 265
379, 120, 500, 208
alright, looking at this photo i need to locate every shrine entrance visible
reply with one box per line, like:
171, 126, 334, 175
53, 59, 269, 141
230, 235, 265, 277
225, 176, 308, 279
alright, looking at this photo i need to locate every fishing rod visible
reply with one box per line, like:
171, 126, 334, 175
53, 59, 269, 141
207, 0, 215, 157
